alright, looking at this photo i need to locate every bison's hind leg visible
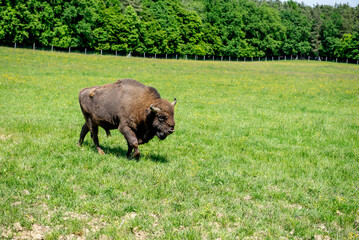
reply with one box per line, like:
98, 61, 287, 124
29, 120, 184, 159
81, 118, 105, 155
78, 124, 89, 147
91, 124, 105, 155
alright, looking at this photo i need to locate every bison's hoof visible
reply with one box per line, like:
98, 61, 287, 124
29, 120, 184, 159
133, 152, 140, 160
97, 148, 105, 155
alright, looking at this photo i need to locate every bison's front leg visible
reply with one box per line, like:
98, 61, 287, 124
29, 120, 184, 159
119, 125, 140, 159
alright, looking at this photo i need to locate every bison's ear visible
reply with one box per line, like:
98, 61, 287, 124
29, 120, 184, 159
150, 104, 161, 113
172, 98, 177, 106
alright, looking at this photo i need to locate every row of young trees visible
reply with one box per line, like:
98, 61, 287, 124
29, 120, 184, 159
0, 0, 358, 59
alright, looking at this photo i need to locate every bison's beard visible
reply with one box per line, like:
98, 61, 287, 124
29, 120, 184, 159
156, 131, 168, 140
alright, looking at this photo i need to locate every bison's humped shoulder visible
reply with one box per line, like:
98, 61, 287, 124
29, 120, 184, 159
147, 86, 161, 99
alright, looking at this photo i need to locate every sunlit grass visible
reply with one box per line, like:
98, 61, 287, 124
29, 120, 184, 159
1, 47, 359, 239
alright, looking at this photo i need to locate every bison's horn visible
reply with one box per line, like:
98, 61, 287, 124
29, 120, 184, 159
172, 98, 177, 106
150, 104, 161, 113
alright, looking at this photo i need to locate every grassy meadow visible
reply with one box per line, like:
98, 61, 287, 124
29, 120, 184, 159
0, 47, 359, 239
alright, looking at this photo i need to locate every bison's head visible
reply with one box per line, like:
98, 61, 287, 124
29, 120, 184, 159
149, 98, 177, 140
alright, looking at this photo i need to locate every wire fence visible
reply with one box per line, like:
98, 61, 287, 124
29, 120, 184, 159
4, 42, 359, 65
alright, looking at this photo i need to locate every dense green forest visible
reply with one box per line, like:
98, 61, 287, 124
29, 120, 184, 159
0, 0, 358, 59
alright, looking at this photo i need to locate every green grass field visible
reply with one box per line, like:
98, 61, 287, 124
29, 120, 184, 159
1, 47, 359, 239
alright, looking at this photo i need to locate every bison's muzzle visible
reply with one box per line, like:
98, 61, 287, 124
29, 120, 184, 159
156, 127, 175, 140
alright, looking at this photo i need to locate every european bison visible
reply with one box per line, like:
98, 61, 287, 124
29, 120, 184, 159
78, 79, 176, 159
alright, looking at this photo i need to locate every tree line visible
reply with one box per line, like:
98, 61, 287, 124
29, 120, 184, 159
0, 0, 358, 59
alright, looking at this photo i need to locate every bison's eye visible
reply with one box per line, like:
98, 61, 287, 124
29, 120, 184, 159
158, 116, 166, 122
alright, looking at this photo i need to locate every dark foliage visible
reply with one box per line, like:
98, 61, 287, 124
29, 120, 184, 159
0, 0, 358, 59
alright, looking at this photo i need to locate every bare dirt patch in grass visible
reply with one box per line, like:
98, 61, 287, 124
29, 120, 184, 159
10, 223, 51, 240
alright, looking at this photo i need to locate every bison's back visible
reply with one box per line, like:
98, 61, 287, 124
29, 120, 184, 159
79, 79, 161, 128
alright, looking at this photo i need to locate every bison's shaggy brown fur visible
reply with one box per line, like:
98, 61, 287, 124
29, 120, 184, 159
78, 79, 176, 159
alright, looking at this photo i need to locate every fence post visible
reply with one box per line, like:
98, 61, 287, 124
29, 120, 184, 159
166, 54, 167, 59
229, 56, 231, 61
336, 58, 337, 63
14, 42, 16, 49
265, 57, 267, 61
244, 57, 246, 62
204, 56, 205, 61
69, 47, 71, 53
284, 56, 286, 61
85, 48, 87, 55
213, 56, 214, 61
325, 57, 327, 61
143, 52, 145, 58
290, 55, 292, 60
185, 55, 187, 60
357, 60, 358, 65
346, 59, 348, 64
308, 56, 310, 61
33, 43, 35, 50
51, 45, 53, 51
272, 57, 273, 61
251, 57, 253, 62
221, 56, 223, 61
100, 49, 102, 55
176, 54, 178, 60
259, 57, 260, 61
155, 53, 157, 59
